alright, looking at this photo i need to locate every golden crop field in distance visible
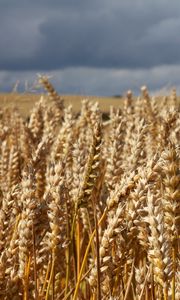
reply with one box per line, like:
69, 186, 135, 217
0, 76, 179, 300
0, 93, 125, 118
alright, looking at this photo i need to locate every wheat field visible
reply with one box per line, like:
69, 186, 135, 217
0, 93, 123, 118
0, 76, 179, 300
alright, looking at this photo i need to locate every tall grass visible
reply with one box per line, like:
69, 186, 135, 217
0, 78, 179, 299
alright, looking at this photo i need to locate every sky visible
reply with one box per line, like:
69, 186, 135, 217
1, 0, 180, 96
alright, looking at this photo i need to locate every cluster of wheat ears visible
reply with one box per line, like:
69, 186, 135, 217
0, 76, 179, 300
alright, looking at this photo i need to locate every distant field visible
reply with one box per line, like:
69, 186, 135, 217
0, 92, 179, 119
0, 93, 124, 117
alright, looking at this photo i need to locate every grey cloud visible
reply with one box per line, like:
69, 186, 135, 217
1, 1, 180, 71
1, 0, 180, 95
1, 65, 180, 95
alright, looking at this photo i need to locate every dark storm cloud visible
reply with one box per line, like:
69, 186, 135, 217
1, 0, 180, 71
